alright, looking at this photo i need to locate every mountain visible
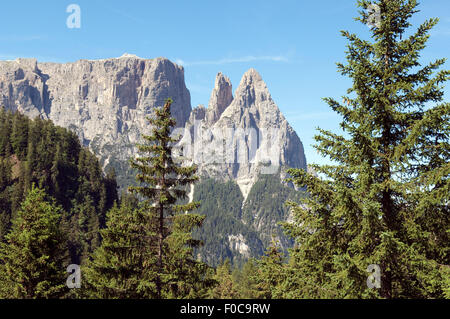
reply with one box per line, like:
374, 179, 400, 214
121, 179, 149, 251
0, 55, 191, 187
0, 55, 307, 265
180, 69, 306, 200
180, 70, 307, 265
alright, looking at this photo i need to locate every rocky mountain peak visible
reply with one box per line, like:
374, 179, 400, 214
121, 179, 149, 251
222, 68, 272, 119
206, 72, 233, 124
241, 68, 263, 83
15, 58, 39, 72
0, 56, 307, 266
221, 69, 277, 125
181, 68, 306, 200
0, 58, 45, 118
0, 57, 306, 197
237, 68, 267, 96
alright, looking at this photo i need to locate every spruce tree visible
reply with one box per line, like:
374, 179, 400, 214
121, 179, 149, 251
10, 112, 28, 160
0, 158, 12, 240
0, 186, 68, 299
73, 196, 101, 264
253, 240, 286, 299
211, 260, 239, 299
83, 201, 158, 298
85, 98, 210, 298
0, 112, 118, 266
0, 109, 12, 157
232, 259, 260, 299
285, 0, 449, 298
128, 98, 207, 298
164, 212, 214, 298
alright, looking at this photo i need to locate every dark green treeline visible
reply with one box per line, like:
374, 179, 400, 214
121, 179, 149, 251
0, 109, 118, 265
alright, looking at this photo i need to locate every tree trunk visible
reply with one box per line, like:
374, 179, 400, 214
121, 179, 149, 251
156, 202, 163, 299
381, 189, 393, 299
380, 42, 393, 300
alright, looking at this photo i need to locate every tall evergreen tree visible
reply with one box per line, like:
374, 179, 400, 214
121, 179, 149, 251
10, 112, 28, 160
165, 213, 214, 298
73, 195, 101, 264
128, 98, 207, 298
0, 109, 12, 157
84, 99, 211, 298
0, 111, 118, 266
232, 259, 261, 299
0, 158, 12, 240
0, 186, 68, 298
284, 0, 449, 298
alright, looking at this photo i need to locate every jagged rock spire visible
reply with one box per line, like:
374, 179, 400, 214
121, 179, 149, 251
206, 72, 233, 124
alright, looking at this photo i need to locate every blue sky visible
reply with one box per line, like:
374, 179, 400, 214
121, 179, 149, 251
1, 0, 449, 165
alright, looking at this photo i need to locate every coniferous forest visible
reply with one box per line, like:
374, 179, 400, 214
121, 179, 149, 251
0, 0, 449, 300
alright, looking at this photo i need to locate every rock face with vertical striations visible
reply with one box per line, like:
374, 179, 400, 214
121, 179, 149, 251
0, 55, 192, 186
205, 72, 233, 124
0, 58, 46, 118
179, 69, 307, 265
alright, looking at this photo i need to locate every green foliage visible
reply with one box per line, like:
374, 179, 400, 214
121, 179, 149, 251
129, 98, 212, 298
251, 240, 287, 299
192, 178, 258, 267
444, 266, 450, 299
0, 157, 12, 239
231, 259, 260, 299
1, 1, 447, 300
242, 174, 304, 255
82, 201, 157, 298
0, 186, 68, 299
281, 0, 449, 299
0, 109, 118, 264
165, 213, 216, 298
10, 112, 28, 160
192, 174, 303, 268
211, 260, 239, 299
85, 98, 213, 299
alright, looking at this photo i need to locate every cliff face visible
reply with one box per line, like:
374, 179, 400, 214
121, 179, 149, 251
0, 55, 192, 185
180, 70, 307, 263
0, 56, 306, 196
206, 72, 233, 124
0, 58, 47, 118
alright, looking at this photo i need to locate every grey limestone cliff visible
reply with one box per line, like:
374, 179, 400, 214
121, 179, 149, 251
0, 55, 192, 186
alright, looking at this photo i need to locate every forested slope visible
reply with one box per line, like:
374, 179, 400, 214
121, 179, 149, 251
0, 110, 118, 264
193, 175, 304, 267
